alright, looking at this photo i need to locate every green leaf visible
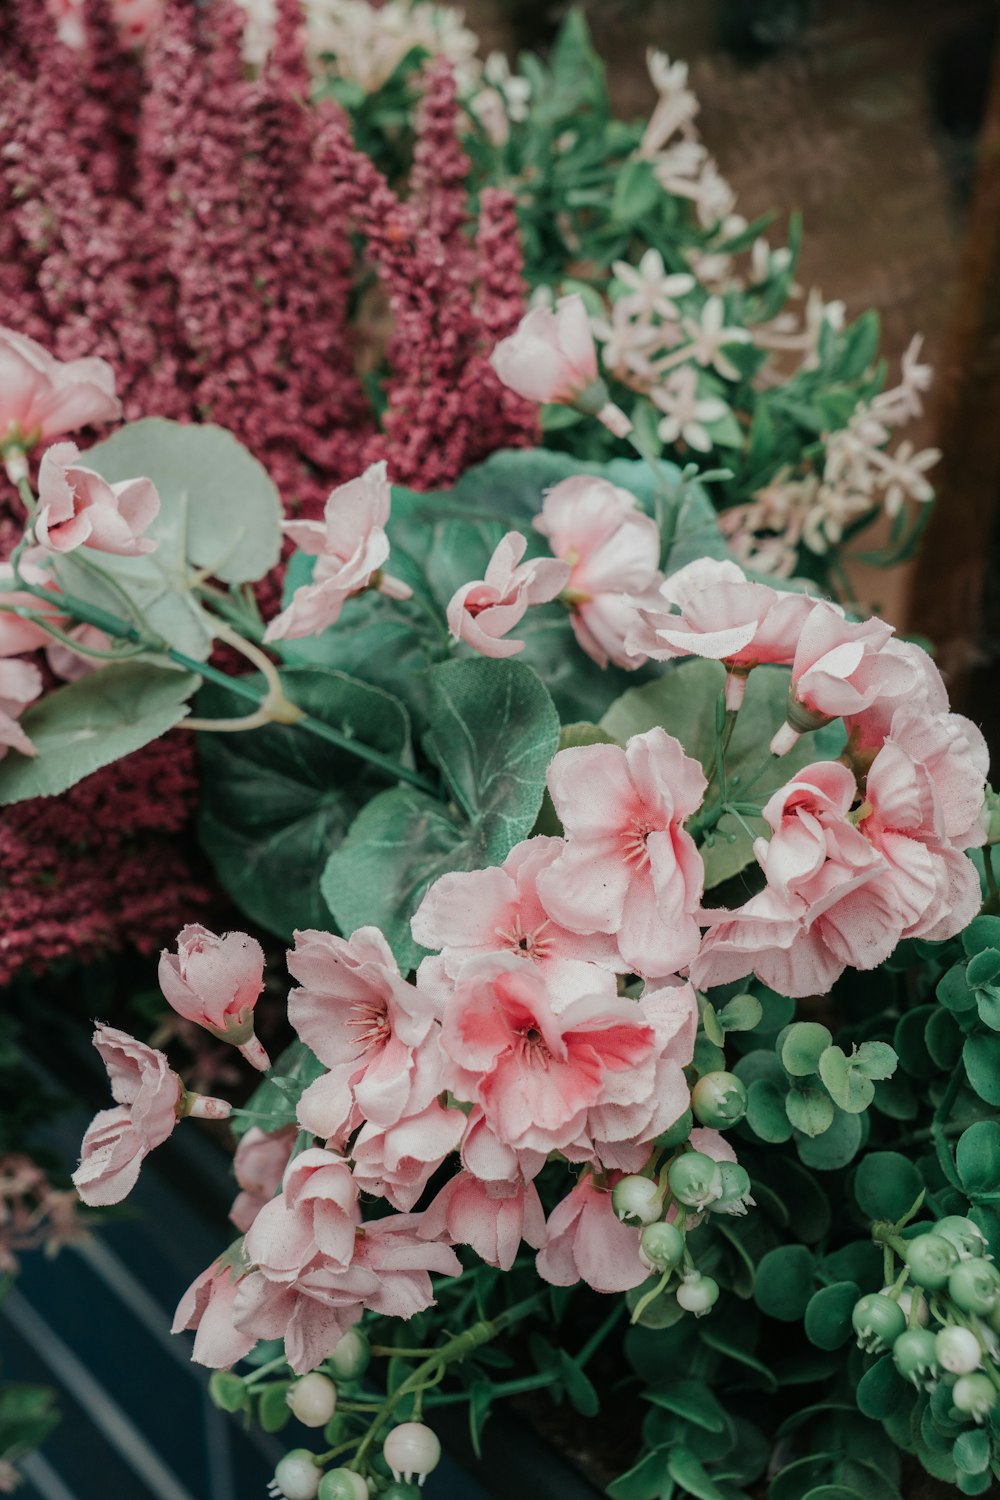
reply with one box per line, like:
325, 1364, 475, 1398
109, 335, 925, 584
209, 1371, 246, 1413
803, 1282, 860, 1351
855, 1356, 907, 1420
754, 1245, 815, 1321
956, 1120, 1000, 1198
818, 1047, 876, 1114
0, 661, 198, 805
642, 1381, 726, 1433
234, 1039, 324, 1139
322, 658, 558, 968
608, 1449, 668, 1500
665, 1447, 728, 1500
963, 1033, 1000, 1105
952, 1429, 990, 1476
853, 1152, 923, 1222
558, 1352, 600, 1418
796, 1107, 864, 1170
612, 159, 661, 223
719, 993, 763, 1032
698, 1328, 778, 1391
786, 1085, 835, 1137
257, 1382, 291, 1433
196, 667, 411, 938
962, 915, 1000, 956
84, 419, 282, 585
937, 965, 976, 1014
852, 1041, 897, 1081
600, 660, 844, 886
781, 1023, 835, 1078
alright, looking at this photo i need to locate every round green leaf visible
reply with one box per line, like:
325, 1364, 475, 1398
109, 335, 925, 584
963, 914, 1000, 956
258, 1381, 291, 1433
746, 1079, 794, 1143
754, 1245, 815, 1321
963, 1033, 1000, 1105
781, 1023, 834, 1077
786, 1085, 836, 1137
796, 1107, 864, 1170
720, 992, 763, 1032
893, 1006, 936, 1077
209, 1370, 246, 1413
0, 662, 198, 806
925, 1008, 963, 1070
937, 965, 977, 1014
853, 1152, 924, 1222
855, 1356, 907, 1420
956, 1120, 1000, 1198
853, 1041, 897, 1081
804, 1282, 860, 1351
818, 1047, 876, 1113
952, 1429, 990, 1477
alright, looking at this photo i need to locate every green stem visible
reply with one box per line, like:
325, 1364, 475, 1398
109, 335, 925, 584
627, 429, 684, 565
930, 1068, 964, 1191
16, 476, 36, 518
243, 1356, 287, 1386
316, 1295, 544, 1474
425, 1372, 557, 1408
576, 1300, 626, 1368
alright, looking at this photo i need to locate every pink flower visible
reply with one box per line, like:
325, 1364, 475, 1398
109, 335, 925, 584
230, 1126, 298, 1233
263, 463, 411, 642
693, 762, 902, 997
439, 954, 660, 1161
47, 0, 163, 49
351, 1103, 466, 1211
410, 835, 622, 976
158, 924, 269, 1072
0, 659, 43, 761
72, 1024, 231, 1207
46, 625, 112, 684
34, 442, 160, 557
418, 1172, 546, 1270
491, 295, 600, 406
536, 1175, 648, 1294
628, 558, 813, 707
172, 1255, 256, 1369
772, 604, 918, 754
537, 730, 707, 978
287, 927, 442, 1141
532, 476, 663, 669
445, 532, 569, 658
244, 1148, 361, 1280
0, 561, 65, 658
0, 328, 121, 457
233, 1216, 461, 1374
883, 705, 989, 852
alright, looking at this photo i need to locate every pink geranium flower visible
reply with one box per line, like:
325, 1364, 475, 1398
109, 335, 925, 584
230, 1126, 298, 1233
490, 294, 632, 437
158, 924, 269, 1071
536, 1175, 648, 1294
628, 558, 813, 707
0, 561, 65, 657
351, 1102, 466, 1211
411, 835, 622, 976
446, 532, 569, 658
263, 463, 411, 642
439, 954, 660, 1161
0, 658, 43, 761
537, 729, 707, 978
533, 476, 663, 668
172, 1255, 255, 1369
418, 1172, 546, 1271
287, 927, 443, 1142
0, 328, 121, 467
693, 762, 902, 997
35, 442, 160, 557
244, 1148, 360, 1279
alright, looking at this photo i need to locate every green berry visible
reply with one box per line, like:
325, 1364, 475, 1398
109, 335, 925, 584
273, 1451, 321, 1500
318, 1471, 367, 1500
287, 1373, 336, 1428
668, 1151, 723, 1209
676, 1273, 719, 1317
708, 1162, 753, 1217
948, 1258, 1000, 1317
952, 1373, 998, 1423
935, 1215, 988, 1260
691, 1072, 748, 1129
892, 1327, 939, 1388
327, 1329, 370, 1382
935, 1325, 982, 1375
852, 1293, 906, 1353
612, 1174, 663, 1227
904, 1233, 959, 1290
639, 1221, 685, 1273
382, 1487, 421, 1500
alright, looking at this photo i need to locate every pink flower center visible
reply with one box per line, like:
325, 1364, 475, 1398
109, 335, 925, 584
513, 1021, 551, 1070
494, 914, 554, 961
346, 1003, 390, 1054
620, 817, 657, 870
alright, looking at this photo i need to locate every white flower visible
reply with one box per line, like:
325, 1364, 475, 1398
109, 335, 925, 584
875, 440, 940, 517
591, 303, 661, 382
678, 296, 750, 380
611, 249, 695, 322
651, 367, 728, 452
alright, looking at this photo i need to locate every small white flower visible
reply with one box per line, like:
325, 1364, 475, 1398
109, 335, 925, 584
679, 296, 750, 380
611, 249, 695, 322
651, 367, 729, 452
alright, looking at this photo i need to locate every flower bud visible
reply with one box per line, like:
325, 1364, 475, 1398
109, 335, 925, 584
287, 1373, 337, 1428
948, 1258, 1000, 1317
328, 1328, 371, 1382
383, 1423, 441, 1485
676, 1272, 719, 1317
318, 1472, 367, 1500
691, 1072, 747, 1129
892, 1328, 938, 1388
979, 787, 1000, 845
904, 1233, 959, 1291
936, 1215, 989, 1260
612, 1175, 663, 1227
851, 1293, 906, 1353
935, 1325, 982, 1375
708, 1163, 754, 1217
269, 1451, 321, 1500
639, 1221, 685, 1273
667, 1152, 723, 1210
952, 1373, 997, 1423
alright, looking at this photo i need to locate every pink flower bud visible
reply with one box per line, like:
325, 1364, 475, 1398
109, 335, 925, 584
158, 925, 269, 1070
35, 442, 160, 557
0, 328, 120, 455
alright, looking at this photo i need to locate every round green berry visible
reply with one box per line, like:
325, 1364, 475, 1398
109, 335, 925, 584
952, 1373, 997, 1422
327, 1329, 370, 1382
691, 1072, 748, 1129
904, 1233, 959, 1291
852, 1293, 906, 1353
273, 1451, 321, 1500
935, 1325, 982, 1375
935, 1215, 988, 1259
668, 1152, 723, 1209
676, 1273, 719, 1317
382, 1487, 421, 1500
612, 1175, 663, 1227
892, 1327, 939, 1387
318, 1470, 367, 1500
639, 1221, 685, 1273
708, 1162, 753, 1217
948, 1258, 1000, 1317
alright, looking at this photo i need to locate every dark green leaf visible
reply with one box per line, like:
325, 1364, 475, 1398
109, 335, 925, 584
754, 1246, 814, 1321
855, 1356, 907, 1420
803, 1282, 860, 1351
963, 1033, 1000, 1105
853, 1153, 924, 1222
665, 1447, 728, 1500
956, 1120, 1000, 1198
643, 1381, 726, 1433
796, 1108, 864, 1170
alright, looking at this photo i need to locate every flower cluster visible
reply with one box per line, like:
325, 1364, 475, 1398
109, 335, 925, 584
0, 1154, 88, 1273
